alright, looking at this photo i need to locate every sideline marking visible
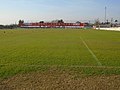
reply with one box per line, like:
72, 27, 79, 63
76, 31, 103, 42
80, 37, 102, 66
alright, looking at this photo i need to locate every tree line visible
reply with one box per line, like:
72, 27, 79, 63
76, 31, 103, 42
0, 24, 18, 29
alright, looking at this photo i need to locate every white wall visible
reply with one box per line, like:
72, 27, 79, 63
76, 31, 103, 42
96, 27, 120, 31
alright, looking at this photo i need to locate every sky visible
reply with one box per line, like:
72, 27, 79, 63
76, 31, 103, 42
0, 0, 120, 24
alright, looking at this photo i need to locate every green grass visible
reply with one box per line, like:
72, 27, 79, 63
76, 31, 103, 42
0, 28, 120, 78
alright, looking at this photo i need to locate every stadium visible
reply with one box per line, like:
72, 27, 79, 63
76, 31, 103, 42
0, 0, 120, 90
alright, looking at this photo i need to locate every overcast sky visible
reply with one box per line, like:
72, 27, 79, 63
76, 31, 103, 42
0, 0, 120, 24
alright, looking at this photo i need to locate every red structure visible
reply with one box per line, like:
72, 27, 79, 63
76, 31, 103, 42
19, 20, 85, 28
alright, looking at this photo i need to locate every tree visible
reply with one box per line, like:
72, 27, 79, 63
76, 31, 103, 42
39, 21, 44, 23
19, 20, 24, 24
94, 19, 100, 27
58, 19, 64, 23
115, 20, 118, 22
76, 21, 81, 23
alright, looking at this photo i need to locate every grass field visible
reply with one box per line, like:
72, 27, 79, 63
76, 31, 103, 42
0, 28, 120, 78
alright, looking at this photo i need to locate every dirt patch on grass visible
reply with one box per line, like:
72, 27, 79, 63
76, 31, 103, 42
0, 70, 120, 90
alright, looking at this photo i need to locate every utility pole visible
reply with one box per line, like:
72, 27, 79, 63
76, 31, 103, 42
105, 6, 107, 23
110, 18, 113, 27
111, 18, 113, 23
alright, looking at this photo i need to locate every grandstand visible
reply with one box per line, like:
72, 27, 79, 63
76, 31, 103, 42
18, 20, 85, 28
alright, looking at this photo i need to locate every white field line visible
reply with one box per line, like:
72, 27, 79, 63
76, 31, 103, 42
80, 37, 102, 66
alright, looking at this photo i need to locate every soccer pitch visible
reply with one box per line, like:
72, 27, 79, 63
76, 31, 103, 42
0, 28, 120, 78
